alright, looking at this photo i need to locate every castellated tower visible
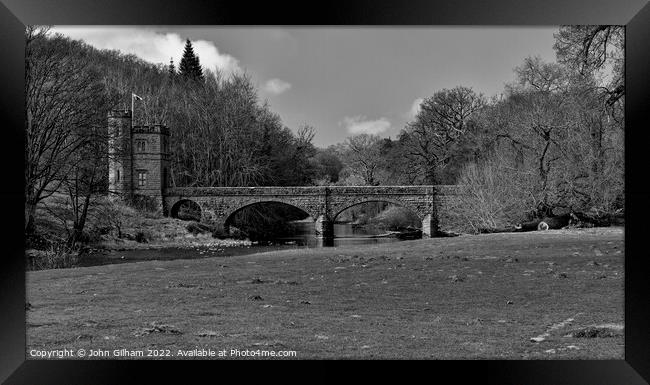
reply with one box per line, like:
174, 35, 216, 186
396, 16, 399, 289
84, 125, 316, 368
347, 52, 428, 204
108, 110, 171, 211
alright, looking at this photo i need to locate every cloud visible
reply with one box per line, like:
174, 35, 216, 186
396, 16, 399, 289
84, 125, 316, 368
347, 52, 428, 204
262, 78, 292, 95
51, 27, 242, 76
340, 116, 391, 135
407, 98, 424, 119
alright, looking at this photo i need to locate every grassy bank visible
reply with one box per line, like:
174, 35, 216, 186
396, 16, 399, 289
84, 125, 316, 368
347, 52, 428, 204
27, 195, 257, 271
26, 227, 623, 359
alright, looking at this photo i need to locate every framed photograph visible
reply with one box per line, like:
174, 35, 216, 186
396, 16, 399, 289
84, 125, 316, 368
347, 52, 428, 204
2, 0, 649, 383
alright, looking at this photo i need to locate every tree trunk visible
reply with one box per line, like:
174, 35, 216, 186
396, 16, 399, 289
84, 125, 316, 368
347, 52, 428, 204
25, 202, 37, 234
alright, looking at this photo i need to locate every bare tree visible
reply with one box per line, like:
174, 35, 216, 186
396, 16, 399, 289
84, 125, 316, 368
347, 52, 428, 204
554, 26, 624, 108
25, 26, 113, 233
61, 126, 109, 246
479, 56, 623, 216
337, 134, 384, 185
401, 86, 485, 183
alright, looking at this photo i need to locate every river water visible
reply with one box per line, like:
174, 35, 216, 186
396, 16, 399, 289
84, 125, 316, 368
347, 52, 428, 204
82, 222, 409, 267
273, 221, 406, 247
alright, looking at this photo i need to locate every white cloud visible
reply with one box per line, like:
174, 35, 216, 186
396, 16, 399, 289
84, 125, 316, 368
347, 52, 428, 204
341, 116, 391, 135
407, 98, 424, 119
51, 27, 242, 76
263, 78, 292, 95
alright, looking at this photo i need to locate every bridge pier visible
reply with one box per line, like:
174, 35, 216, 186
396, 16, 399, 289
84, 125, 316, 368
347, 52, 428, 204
421, 214, 438, 238
314, 215, 334, 241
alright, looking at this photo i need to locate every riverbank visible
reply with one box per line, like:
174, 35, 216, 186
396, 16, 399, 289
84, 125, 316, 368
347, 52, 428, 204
27, 217, 414, 269
26, 227, 623, 359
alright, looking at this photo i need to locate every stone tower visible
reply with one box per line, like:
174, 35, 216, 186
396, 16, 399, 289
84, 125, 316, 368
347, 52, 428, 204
108, 110, 171, 210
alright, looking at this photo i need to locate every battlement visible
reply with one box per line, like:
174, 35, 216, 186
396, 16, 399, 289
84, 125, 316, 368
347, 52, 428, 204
133, 124, 170, 136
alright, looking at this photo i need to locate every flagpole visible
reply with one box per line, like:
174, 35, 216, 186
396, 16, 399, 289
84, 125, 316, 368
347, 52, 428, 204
131, 93, 135, 129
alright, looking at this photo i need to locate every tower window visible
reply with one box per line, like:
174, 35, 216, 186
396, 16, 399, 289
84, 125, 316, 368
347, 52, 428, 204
137, 171, 147, 187
116, 169, 120, 182
136, 140, 146, 152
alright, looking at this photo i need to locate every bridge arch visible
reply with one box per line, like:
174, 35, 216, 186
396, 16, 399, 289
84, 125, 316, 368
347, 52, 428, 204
222, 200, 314, 228
221, 198, 318, 225
169, 199, 202, 221
331, 198, 425, 222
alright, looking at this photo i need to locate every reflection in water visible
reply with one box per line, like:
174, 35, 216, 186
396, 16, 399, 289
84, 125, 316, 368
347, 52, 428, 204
272, 221, 407, 248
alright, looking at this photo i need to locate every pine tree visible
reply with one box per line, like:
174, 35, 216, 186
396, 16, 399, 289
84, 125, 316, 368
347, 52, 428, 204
193, 54, 203, 80
168, 57, 176, 76
178, 39, 204, 81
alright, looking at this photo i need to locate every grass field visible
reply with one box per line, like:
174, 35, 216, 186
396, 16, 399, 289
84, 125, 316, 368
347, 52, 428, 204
26, 227, 624, 359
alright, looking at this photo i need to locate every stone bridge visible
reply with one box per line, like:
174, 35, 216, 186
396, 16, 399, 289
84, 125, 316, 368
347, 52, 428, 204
162, 185, 462, 239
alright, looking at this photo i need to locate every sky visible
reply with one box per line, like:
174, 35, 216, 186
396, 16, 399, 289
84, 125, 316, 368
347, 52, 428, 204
52, 26, 559, 147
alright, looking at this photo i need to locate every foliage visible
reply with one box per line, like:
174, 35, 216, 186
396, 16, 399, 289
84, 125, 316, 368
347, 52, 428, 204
452, 157, 537, 233
310, 148, 344, 185
26, 243, 80, 270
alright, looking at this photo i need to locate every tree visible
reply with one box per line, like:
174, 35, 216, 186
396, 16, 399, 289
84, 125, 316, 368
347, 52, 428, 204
554, 26, 624, 108
61, 126, 108, 246
401, 86, 485, 183
168, 57, 176, 76
25, 27, 114, 234
473, 56, 623, 217
337, 134, 384, 185
178, 39, 204, 81
311, 148, 344, 184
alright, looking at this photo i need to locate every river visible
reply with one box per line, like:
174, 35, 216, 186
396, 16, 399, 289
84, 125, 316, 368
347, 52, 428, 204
81, 222, 411, 267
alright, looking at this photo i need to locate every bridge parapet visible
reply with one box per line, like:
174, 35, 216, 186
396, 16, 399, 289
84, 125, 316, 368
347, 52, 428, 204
166, 186, 326, 197
165, 185, 443, 196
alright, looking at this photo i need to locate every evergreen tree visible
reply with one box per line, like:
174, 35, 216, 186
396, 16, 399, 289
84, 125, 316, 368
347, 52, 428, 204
178, 39, 204, 81
193, 54, 204, 80
168, 57, 176, 76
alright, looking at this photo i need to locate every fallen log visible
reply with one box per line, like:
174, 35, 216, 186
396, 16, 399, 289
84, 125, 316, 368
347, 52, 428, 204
514, 220, 541, 232
515, 210, 623, 232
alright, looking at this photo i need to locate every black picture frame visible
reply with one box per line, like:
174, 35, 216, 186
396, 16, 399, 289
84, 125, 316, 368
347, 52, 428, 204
1, 0, 649, 383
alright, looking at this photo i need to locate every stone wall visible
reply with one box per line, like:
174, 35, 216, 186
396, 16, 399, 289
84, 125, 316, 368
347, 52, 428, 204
132, 125, 170, 201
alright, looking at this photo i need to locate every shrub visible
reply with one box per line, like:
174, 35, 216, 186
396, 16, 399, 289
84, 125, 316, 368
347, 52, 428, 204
186, 221, 213, 235
92, 198, 139, 238
369, 205, 420, 230
452, 158, 536, 233
26, 243, 79, 270
131, 195, 162, 215
134, 230, 153, 243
